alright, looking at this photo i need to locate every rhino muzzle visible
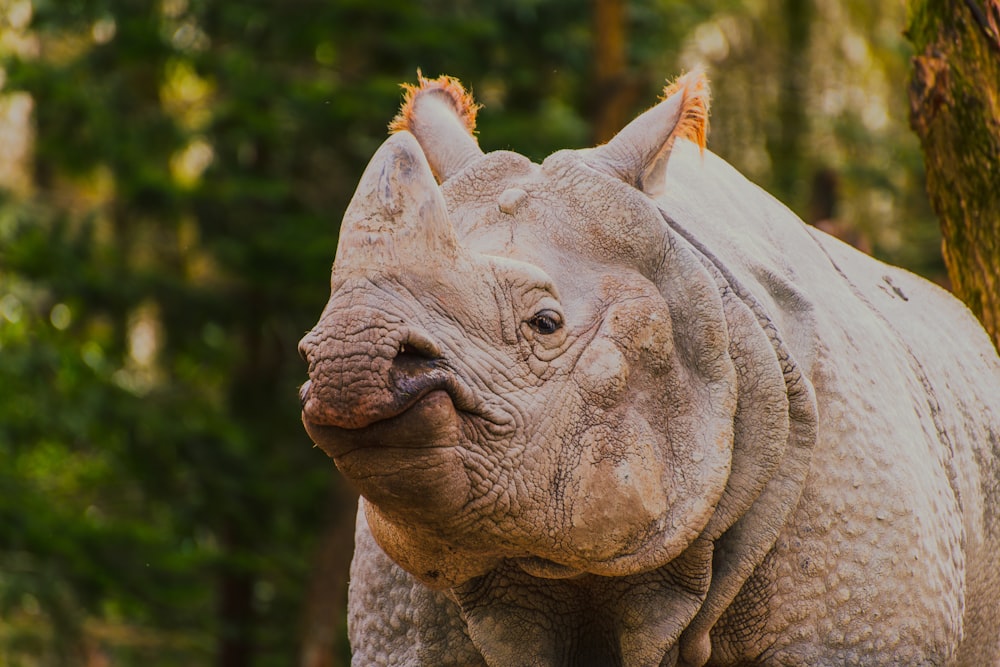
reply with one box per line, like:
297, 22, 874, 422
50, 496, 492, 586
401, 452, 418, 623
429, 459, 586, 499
299, 316, 474, 521
300, 323, 457, 437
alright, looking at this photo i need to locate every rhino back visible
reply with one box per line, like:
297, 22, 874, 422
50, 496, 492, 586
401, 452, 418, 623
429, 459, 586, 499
805, 229, 1000, 666
660, 140, 1000, 665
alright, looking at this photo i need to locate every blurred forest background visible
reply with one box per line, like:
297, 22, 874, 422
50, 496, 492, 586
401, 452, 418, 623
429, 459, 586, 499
0, 0, 954, 665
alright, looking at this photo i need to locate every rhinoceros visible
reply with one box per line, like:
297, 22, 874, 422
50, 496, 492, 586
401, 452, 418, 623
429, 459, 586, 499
299, 72, 1000, 666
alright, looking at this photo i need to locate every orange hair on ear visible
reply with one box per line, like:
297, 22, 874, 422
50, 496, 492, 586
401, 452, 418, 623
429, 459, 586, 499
661, 69, 710, 153
389, 70, 481, 136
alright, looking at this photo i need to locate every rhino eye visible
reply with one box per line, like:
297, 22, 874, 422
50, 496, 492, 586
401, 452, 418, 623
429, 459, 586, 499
528, 310, 563, 335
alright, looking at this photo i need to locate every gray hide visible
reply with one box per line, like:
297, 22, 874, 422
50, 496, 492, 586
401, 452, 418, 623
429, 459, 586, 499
299, 76, 1000, 667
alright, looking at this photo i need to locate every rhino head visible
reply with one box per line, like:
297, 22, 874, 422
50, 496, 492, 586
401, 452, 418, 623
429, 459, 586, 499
301, 73, 808, 662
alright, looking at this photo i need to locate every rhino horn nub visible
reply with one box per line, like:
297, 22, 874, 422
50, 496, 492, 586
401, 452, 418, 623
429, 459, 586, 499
586, 70, 710, 198
389, 72, 485, 183
334, 131, 461, 268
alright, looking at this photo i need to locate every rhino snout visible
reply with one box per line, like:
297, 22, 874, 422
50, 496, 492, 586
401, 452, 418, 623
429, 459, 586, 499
300, 324, 452, 432
300, 320, 473, 522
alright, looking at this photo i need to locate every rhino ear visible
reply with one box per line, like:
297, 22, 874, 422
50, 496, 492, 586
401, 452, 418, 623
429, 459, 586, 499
586, 70, 709, 198
389, 72, 485, 183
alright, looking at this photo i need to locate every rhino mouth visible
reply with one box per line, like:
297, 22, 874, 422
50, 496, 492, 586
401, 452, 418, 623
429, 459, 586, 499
303, 387, 461, 459
514, 556, 586, 579
305, 387, 477, 521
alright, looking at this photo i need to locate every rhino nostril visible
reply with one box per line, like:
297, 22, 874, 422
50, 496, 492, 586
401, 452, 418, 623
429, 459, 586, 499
395, 329, 441, 362
391, 330, 447, 404
397, 342, 432, 360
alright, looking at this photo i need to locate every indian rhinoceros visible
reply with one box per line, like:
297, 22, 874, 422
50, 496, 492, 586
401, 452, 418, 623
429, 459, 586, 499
298, 72, 1000, 666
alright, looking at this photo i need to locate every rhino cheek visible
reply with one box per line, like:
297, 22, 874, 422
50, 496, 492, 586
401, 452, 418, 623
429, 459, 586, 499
573, 288, 675, 404
576, 337, 630, 404
551, 290, 731, 574
566, 421, 670, 562
568, 336, 671, 561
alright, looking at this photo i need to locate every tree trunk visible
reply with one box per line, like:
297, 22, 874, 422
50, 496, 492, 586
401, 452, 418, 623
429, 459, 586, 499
218, 532, 255, 667
590, 0, 642, 144
908, 0, 1000, 350
766, 0, 814, 209
299, 481, 359, 667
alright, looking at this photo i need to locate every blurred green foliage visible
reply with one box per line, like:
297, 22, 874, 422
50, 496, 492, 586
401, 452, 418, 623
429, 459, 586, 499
0, 0, 940, 665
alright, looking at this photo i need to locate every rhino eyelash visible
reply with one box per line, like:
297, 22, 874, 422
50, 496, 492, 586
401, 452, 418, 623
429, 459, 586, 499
527, 310, 563, 335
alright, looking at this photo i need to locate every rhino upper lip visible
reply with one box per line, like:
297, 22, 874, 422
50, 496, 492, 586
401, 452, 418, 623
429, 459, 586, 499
302, 364, 481, 456
300, 348, 518, 458
318, 393, 456, 454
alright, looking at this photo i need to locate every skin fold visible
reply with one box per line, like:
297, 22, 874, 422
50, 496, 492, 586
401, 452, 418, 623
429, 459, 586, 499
299, 73, 1000, 666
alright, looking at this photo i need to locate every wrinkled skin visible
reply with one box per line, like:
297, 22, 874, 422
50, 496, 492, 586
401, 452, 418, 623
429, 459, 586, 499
300, 75, 1000, 666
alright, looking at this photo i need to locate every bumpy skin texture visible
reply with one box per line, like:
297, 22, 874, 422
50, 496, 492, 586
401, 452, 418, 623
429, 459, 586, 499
299, 76, 1000, 666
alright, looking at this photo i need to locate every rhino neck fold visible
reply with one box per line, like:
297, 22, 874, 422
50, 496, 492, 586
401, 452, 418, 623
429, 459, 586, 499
656, 209, 819, 666
453, 539, 715, 667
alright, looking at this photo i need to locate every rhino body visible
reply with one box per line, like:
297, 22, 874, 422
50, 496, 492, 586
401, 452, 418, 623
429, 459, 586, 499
299, 74, 1000, 666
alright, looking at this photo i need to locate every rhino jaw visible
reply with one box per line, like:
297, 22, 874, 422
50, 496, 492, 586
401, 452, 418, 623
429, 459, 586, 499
299, 303, 475, 523
305, 389, 473, 525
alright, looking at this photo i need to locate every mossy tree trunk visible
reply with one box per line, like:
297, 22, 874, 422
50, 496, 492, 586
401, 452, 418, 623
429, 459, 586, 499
767, 0, 814, 210
908, 0, 1000, 350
